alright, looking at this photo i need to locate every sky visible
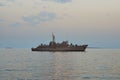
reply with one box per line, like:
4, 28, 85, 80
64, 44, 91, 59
0, 0, 120, 48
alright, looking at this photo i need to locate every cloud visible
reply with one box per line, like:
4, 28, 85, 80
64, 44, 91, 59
0, 3, 6, 6
4, 0, 16, 2
22, 11, 57, 25
0, 19, 4, 22
0, 0, 16, 7
10, 22, 22, 27
43, 0, 72, 3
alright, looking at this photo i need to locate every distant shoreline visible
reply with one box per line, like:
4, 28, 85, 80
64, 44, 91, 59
88, 47, 120, 49
0, 47, 120, 49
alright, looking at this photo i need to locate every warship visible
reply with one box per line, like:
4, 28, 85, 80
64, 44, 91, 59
31, 33, 88, 52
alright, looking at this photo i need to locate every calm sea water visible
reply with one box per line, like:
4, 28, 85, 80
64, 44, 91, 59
0, 49, 120, 80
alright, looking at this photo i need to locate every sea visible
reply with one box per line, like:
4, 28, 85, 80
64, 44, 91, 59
0, 49, 120, 80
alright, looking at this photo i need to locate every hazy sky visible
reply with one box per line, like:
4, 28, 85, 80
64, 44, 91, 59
0, 0, 120, 48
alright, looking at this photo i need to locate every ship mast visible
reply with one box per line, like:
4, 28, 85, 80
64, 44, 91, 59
52, 33, 55, 42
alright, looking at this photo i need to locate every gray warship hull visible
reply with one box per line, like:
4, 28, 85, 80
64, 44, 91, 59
31, 45, 88, 52
31, 33, 88, 52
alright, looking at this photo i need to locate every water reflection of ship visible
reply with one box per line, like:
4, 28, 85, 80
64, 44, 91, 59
50, 52, 76, 80
50, 53, 64, 80
31, 33, 88, 51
